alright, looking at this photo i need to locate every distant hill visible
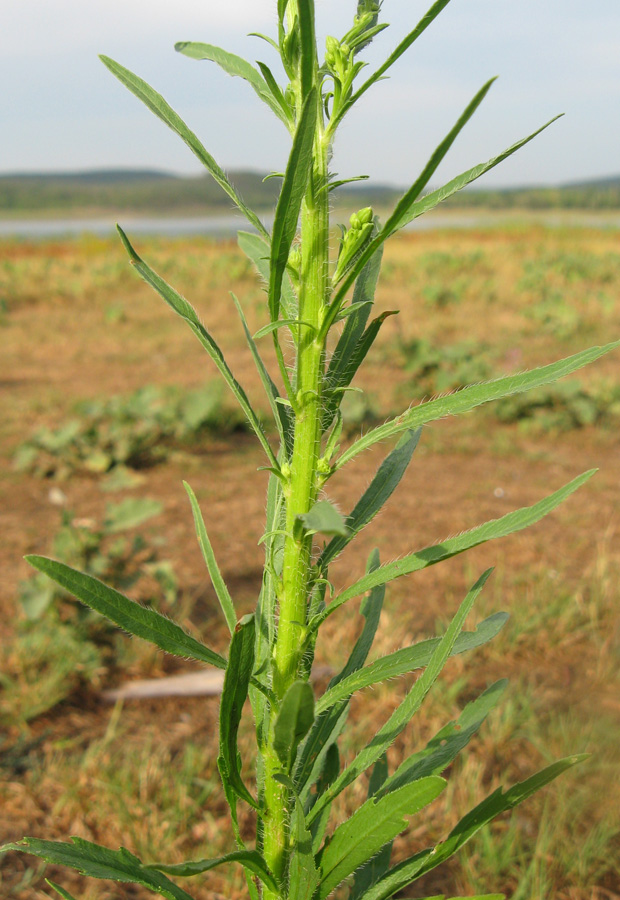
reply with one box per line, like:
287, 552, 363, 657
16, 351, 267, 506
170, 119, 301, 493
1, 168, 620, 215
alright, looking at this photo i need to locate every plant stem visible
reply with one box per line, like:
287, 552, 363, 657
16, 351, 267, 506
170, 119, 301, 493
262, 10, 329, 887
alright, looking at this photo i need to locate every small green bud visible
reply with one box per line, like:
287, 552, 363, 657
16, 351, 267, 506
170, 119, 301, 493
349, 212, 361, 230
357, 206, 373, 225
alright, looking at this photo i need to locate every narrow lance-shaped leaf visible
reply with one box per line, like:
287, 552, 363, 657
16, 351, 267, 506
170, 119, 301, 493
237, 231, 298, 320
269, 87, 317, 322
324, 77, 502, 328
316, 613, 508, 716
316, 777, 446, 900
117, 226, 278, 470
46, 882, 80, 900
0, 837, 195, 900
309, 742, 341, 852
313, 471, 593, 627
288, 793, 320, 900
319, 429, 421, 569
334, 0, 454, 126
175, 42, 290, 127
184, 481, 236, 634
308, 571, 492, 825
99, 55, 268, 238
294, 552, 384, 798
297, 0, 316, 100
333, 342, 620, 472
324, 231, 382, 394
256, 61, 292, 125
327, 114, 562, 327
218, 614, 259, 809
148, 849, 279, 894
351, 754, 392, 900
230, 293, 293, 457
358, 756, 587, 900
323, 310, 396, 428
378, 680, 509, 797
273, 680, 315, 771
25, 556, 226, 669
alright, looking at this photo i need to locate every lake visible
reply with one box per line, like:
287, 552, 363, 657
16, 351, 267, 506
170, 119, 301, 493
1, 210, 620, 239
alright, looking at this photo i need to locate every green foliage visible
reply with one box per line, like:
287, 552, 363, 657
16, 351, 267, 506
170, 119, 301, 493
3, 3, 617, 900
14, 383, 247, 478
4, 500, 176, 722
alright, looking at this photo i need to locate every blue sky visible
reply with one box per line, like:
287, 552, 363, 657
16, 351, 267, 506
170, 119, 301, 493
2, 0, 619, 188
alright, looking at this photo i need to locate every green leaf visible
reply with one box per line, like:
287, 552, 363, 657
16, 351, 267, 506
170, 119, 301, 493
116, 226, 278, 470
25, 556, 226, 669
337, 0, 454, 124
256, 61, 292, 124
273, 680, 315, 771
308, 571, 492, 825
103, 497, 162, 533
298, 499, 348, 537
327, 77, 504, 319
360, 756, 587, 900
316, 614, 508, 715
218, 614, 258, 809
404, 117, 562, 227
336, 343, 620, 471
322, 235, 383, 427
253, 318, 314, 340
183, 482, 236, 634
295, 552, 384, 798
316, 777, 446, 899
378, 680, 509, 796
1, 837, 195, 900
319, 429, 420, 569
99, 56, 267, 238
351, 754, 392, 900
322, 310, 397, 425
297, 0, 316, 99
237, 231, 298, 319
46, 882, 80, 900
308, 742, 341, 852
175, 42, 290, 126
269, 87, 317, 323
288, 794, 320, 900
230, 294, 293, 458
148, 849, 278, 893
314, 471, 594, 625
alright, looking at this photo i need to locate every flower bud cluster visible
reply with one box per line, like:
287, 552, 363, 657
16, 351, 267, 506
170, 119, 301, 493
332, 207, 374, 284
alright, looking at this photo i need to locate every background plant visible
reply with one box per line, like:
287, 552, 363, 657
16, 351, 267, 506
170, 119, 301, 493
1, 498, 177, 725
14, 383, 247, 479
2, 3, 618, 900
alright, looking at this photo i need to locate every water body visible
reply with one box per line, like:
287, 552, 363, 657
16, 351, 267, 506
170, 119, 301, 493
1, 210, 620, 240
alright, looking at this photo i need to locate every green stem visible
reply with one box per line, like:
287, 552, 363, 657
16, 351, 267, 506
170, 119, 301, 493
262, 8, 330, 889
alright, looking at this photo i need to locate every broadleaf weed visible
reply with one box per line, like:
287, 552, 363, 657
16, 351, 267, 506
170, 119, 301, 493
2, 3, 618, 899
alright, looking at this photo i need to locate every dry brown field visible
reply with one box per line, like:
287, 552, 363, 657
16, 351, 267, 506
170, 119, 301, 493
0, 223, 618, 899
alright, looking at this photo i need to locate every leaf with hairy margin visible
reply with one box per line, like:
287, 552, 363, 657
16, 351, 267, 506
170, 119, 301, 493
147, 849, 278, 894
117, 226, 278, 469
100, 56, 267, 238
313, 471, 595, 627
218, 615, 258, 809
25, 556, 226, 669
316, 777, 446, 899
175, 42, 290, 127
357, 757, 587, 900
319, 429, 420, 569
0, 838, 195, 900
308, 571, 492, 825
315, 613, 508, 715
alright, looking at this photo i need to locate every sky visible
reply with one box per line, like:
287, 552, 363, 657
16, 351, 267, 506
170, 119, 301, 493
2, 0, 619, 189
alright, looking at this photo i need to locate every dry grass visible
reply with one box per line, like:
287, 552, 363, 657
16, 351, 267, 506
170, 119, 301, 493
0, 224, 618, 899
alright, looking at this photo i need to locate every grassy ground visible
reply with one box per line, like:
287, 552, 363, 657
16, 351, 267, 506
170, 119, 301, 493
0, 224, 618, 900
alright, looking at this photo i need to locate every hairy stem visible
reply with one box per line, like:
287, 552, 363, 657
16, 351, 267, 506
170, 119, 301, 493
262, 7, 330, 889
